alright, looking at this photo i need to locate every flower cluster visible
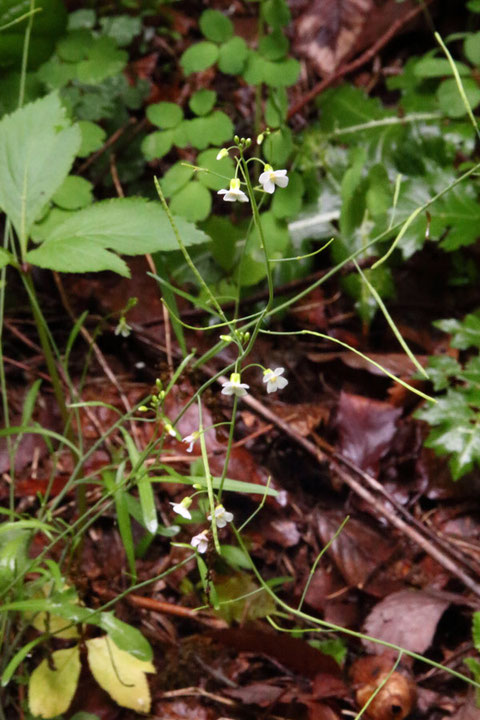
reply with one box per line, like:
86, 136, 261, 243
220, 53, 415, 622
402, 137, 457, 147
221, 367, 288, 398
170, 498, 234, 554
216, 155, 289, 203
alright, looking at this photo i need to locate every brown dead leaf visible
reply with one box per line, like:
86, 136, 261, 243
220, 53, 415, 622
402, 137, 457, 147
315, 509, 400, 595
336, 392, 402, 477
226, 683, 285, 706
351, 656, 416, 720
294, 0, 374, 75
263, 519, 301, 548
363, 590, 449, 655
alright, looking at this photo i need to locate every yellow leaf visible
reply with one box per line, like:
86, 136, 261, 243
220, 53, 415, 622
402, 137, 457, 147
86, 636, 155, 713
28, 646, 81, 719
30, 611, 79, 640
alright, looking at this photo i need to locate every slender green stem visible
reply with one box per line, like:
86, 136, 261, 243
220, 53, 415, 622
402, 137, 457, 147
197, 399, 220, 554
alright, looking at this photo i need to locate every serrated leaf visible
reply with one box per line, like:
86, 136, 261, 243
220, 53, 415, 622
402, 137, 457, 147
180, 41, 219, 75
0, 92, 81, 244
147, 102, 183, 129
432, 189, 480, 251
423, 355, 462, 391
435, 311, 480, 349
218, 36, 248, 74
56, 29, 91, 62
199, 9, 233, 43
86, 636, 155, 713
26, 238, 130, 276
26, 198, 208, 273
28, 647, 81, 719
76, 37, 128, 85
189, 89, 217, 117
170, 181, 212, 222
100, 15, 142, 47
53, 176, 93, 210
318, 85, 387, 132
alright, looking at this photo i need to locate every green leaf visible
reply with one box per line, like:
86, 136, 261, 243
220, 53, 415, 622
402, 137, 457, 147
318, 84, 387, 131
161, 162, 195, 197
342, 266, 395, 326
0, 0, 67, 69
147, 101, 183, 129
237, 212, 290, 286
435, 311, 480, 349
141, 130, 174, 160
201, 215, 242, 271
265, 87, 288, 127
28, 647, 81, 719
189, 89, 217, 116
199, 9, 233, 43
0, 92, 81, 244
68, 9, 96, 30
180, 41, 219, 75
86, 636, 155, 713
56, 29, 91, 62
218, 36, 248, 74
100, 15, 142, 47
271, 171, 304, 219
26, 238, 130, 276
263, 126, 294, 166
414, 56, 470, 78
76, 36, 128, 84
473, 612, 480, 651
77, 121, 106, 157
27, 198, 208, 273
0, 248, 12, 269
468, 0, 480, 11
339, 146, 368, 239
98, 613, 153, 662
53, 176, 93, 210
137, 473, 158, 534
170, 181, 212, 222
431, 188, 480, 251
259, 29, 289, 61
185, 111, 234, 149
197, 148, 234, 190
437, 77, 480, 118
262, 0, 291, 27
263, 57, 300, 87
423, 355, 462, 391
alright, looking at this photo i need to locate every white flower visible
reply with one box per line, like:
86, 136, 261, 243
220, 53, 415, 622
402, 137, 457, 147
217, 178, 249, 203
263, 367, 288, 393
221, 372, 249, 397
208, 504, 234, 528
182, 431, 199, 453
216, 148, 229, 160
114, 317, 132, 337
259, 165, 289, 194
170, 497, 192, 520
191, 530, 209, 553
164, 422, 177, 437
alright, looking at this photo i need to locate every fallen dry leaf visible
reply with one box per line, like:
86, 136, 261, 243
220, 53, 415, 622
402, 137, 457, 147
336, 391, 402, 476
351, 656, 416, 720
363, 589, 450, 655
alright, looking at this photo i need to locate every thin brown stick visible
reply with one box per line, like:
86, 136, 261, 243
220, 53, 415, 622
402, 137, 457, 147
234, 383, 480, 600
288, 1, 433, 119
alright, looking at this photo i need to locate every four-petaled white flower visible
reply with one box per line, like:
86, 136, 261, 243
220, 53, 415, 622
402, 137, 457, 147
170, 496, 192, 520
114, 317, 132, 337
191, 530, 209, 554
218, 178, 249, 203
182, 431, 200, 453
221, 372, 249, 397
208, 504, 234, 528
263, 367, 288, 393
259, 165, 289, 194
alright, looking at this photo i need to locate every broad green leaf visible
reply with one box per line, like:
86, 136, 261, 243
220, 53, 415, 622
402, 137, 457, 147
185, 111, 233, 149
435, 311, 480, 349
423, 356, 461, 391
437, 77, 480, 118
26, 198, 208, 273
263, 126, 294, 166
318, 85, 387, 131
31, 207, 75, 243
0, 526, 31, 592
0, 0, 67, 69
141, 129, 174, 160
432, 189, 480, 251
271, 171, 304, 220
28, 647, 81, 719
262, 0, 291, 27
67, 9, 96, 30
100, 15, 142, 47
147, 102, 183, 129
465, 31, 480, 66
77, 121, 106, 157
53, 176, 93, 210
189, 89, 217, 117
0, 93, 81, 244
0, 248, 12, 269
161, 162, 195, 197
170, 181, 212, 222
98, 613, 153, 661
265, 87, 288, 127
237, 212, 290, 286
76, 37, 128, 85
259, 30, 289, 61
263, 57, 300, 87
242, 50, 268, 84
218, 36, 248, 74
197, 148, 234, 190
86, 636, 155, 713
26, 238, 130, 276
199, 9, 233, 43
414, 56, 470, 78
56, 29, 91, 62
201, 215, 242, 271
37, 56, 77, 89
180, 41, 219, 75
